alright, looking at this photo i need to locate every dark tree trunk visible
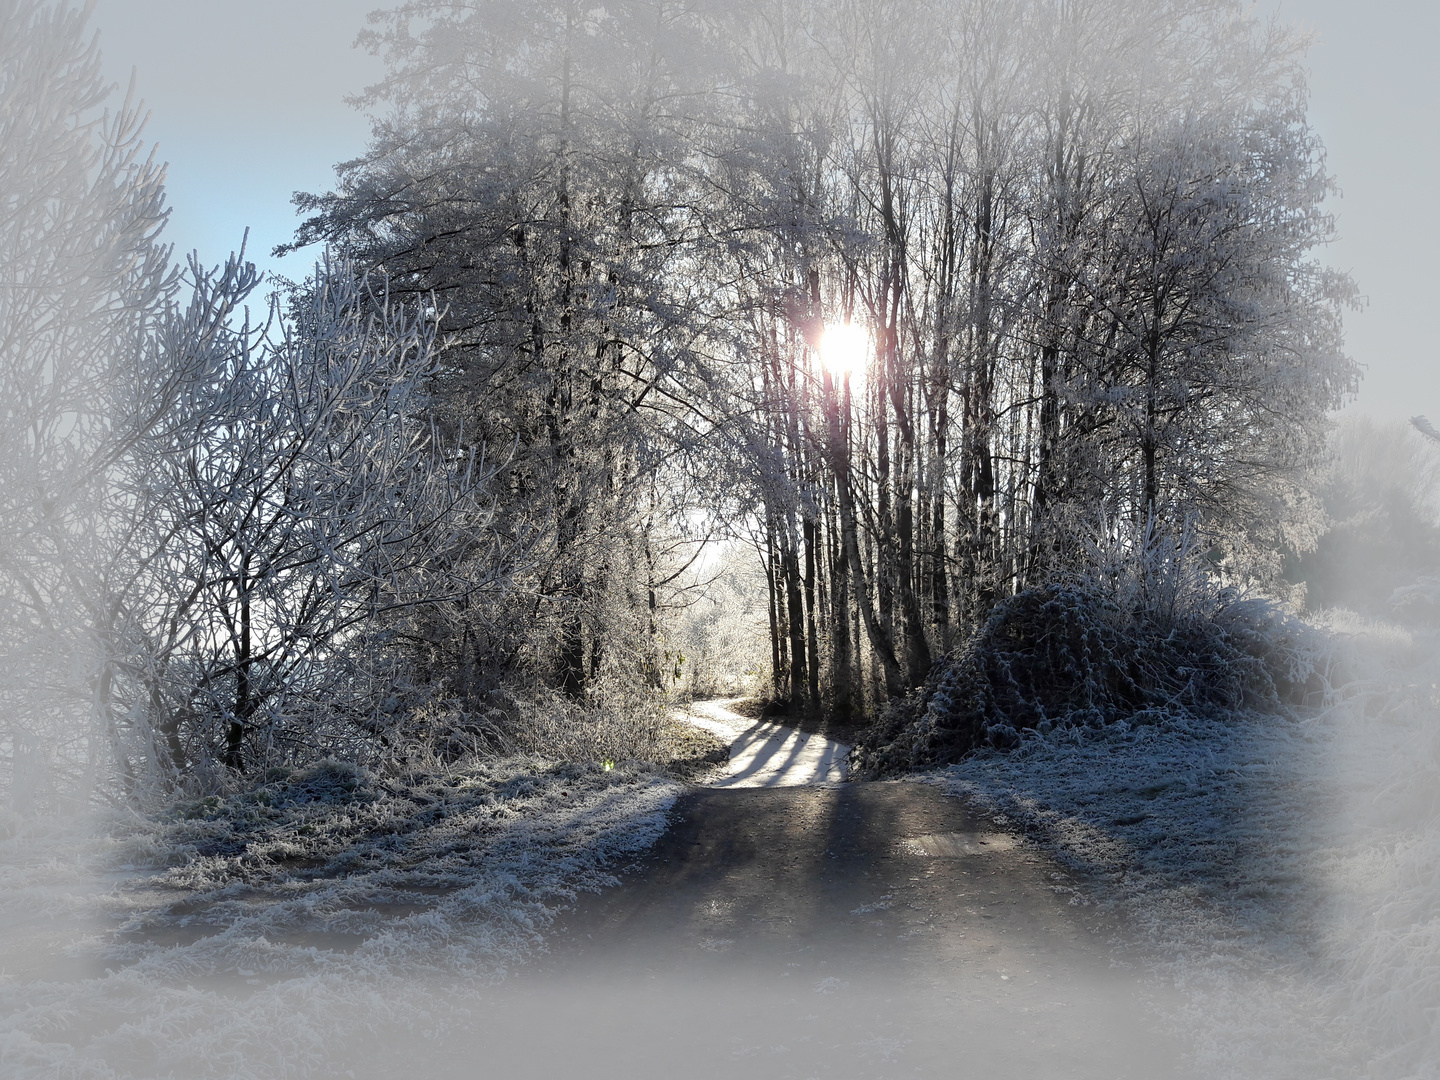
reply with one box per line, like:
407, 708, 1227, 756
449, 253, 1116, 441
784, 537, 807, 707
803, 514, 821, 707
828, 377, 904, 697
827, 493, 854, 720
225, 585, 251, 773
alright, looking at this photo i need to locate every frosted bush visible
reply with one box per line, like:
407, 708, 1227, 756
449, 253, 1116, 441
855, 577, 1321, 776
490, 680, 672, 765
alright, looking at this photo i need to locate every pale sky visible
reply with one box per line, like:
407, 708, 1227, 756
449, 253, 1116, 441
91, 0, 382, 288
90, 0, 1438, 421
1280, 0, 1440, 423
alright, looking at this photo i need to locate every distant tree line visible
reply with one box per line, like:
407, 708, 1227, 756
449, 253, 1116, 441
0, 0, 1355, 806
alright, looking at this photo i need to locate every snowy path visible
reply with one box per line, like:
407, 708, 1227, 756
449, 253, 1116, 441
680, 698, 850, 787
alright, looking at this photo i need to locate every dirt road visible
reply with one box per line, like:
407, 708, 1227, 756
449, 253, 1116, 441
374, 705, 1191, 1080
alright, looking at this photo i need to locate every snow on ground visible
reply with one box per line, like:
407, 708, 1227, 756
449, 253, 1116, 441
932, 613, 1440, 1080
682, 700, 849, 787
0, 757, 681, 1079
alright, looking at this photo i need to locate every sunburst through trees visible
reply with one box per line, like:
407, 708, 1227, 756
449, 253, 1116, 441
0, 0, 1356, 801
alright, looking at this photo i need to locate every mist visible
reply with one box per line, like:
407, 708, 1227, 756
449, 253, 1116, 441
5, 1, 1440, 1077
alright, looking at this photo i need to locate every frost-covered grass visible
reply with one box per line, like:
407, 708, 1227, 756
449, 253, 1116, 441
934, 611, 1440, 1079
0, 756, 681, 1079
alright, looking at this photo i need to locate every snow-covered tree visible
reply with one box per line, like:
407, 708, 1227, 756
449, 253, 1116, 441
1044, 23, 1355, 579
0, 1, 508, 801
0, 0, 175, 809
288, 0, 735, 701
106, 255, 497, 781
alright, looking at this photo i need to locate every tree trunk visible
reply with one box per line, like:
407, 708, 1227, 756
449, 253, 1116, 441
783, 536, 807, 707
803, 514, 821, 707
827, 492, 854, 720
828, 377, 904, 697
225, 584, 251, 773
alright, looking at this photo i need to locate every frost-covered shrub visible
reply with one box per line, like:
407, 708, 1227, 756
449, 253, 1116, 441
854, 580, 1321, 776
479, 679, 671, 766
342, 670, 678, 775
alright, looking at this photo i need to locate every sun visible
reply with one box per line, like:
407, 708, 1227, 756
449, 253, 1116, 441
819, 322, 870, 377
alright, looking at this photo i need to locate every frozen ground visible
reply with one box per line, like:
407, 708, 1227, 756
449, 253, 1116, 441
5, 625, 1437, 1080
0, 757, 681, 1078
681, 699, 850, 787
378, 779, 1189, 1080
937, 613, 1440, 1080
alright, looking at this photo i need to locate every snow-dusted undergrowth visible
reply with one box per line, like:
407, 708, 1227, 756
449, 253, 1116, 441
0, 757, 681, 1078
936, 612, 1440, 1079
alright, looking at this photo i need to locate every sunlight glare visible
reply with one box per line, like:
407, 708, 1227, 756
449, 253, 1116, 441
819, 321, 870, 377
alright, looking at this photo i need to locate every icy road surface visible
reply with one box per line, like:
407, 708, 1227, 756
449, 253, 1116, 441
682, 698, 850, 787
